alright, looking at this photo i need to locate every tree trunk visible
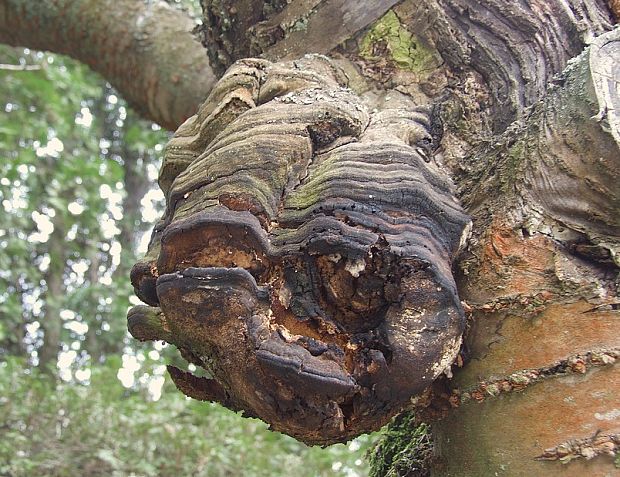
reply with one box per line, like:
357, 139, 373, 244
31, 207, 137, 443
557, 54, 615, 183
1, 0, 618, 474
38, 201, 66, 374
428, 27, 620, 477
114, 109, 152, 277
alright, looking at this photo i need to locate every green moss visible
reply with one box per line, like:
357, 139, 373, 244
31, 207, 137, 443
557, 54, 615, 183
289, 16, 309, 32
500, 138, 528, 191
367, 412, 432, 477
359, 11, 441, 74
286, 174, 325, 209
286, 158, 339, 209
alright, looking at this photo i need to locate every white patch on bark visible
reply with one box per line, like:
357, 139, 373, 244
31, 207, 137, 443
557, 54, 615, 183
594, 409, 620, 421
345, 258, 366, 277
431, 335, 462, 379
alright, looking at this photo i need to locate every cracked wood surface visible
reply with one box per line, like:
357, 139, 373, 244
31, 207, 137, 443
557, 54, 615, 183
450, 347, 620, 405
128, 55, 470, 444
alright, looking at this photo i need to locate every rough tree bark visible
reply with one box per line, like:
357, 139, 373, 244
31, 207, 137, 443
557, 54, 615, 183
2, 0, 619, 475
425, 27, 620, 477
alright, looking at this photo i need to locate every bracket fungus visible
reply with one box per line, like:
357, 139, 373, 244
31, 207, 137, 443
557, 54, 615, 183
128, 55, 471, 445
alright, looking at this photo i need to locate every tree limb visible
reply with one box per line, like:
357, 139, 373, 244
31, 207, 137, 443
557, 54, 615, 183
0, 0, 216, 130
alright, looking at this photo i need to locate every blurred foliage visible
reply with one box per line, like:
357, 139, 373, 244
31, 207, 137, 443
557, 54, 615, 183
0, 31, 374, 476
367, 413, 431, 477
0, 357, 373, 477
0, 44, 165, 365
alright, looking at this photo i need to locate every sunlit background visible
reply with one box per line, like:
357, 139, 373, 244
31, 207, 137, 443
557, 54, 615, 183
0, 2, 375, 475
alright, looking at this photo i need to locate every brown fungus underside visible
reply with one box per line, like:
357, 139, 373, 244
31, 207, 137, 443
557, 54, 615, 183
128, 56, 471, 445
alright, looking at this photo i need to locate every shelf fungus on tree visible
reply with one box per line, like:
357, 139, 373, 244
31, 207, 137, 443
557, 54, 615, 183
128, 55, 471, 445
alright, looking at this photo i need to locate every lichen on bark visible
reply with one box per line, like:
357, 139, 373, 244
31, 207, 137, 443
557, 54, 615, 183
359, 11, 441, 74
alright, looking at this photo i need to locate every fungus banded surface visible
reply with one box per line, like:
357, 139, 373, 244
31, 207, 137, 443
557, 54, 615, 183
128, 56, 470, 444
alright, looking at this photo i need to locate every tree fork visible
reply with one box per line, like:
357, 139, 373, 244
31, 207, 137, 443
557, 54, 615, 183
199, 0, 615, 131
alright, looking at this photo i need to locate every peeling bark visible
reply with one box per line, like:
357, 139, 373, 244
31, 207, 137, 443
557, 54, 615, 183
128, 55, 470, 444
432, 365, 620, 475
536, 431, 619, 464
450, 347, 619, 405
0, 0, 215, 130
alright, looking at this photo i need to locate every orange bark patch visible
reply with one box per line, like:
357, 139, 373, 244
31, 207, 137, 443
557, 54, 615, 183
611, 0, 620, 21
455, 301, 620, 386
433, 366, 620, 477
469, 220, 557, 301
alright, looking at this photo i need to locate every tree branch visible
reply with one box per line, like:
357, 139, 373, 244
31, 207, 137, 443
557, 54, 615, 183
198, 0, 401, 75
0, 0, 216, 130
